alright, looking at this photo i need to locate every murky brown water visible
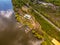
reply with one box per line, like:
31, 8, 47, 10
0, 16, 40, 45
0, 14, 41, 45
0, 0, 41, 45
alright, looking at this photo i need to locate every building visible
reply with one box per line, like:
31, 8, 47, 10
24, 14, 31, 19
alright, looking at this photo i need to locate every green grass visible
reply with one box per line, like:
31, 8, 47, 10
29, 9, 60, 41
32, 30, 43, 39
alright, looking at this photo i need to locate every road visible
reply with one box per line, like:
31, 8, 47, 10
28, 5, 60, 31
32, 8, 60, 31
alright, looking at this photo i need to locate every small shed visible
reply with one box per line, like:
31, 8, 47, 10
24, 14, 31, 19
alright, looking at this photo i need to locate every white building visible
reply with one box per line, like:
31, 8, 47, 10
24, 14, 31, 19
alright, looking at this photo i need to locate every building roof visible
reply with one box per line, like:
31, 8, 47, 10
24, 14, 31, 19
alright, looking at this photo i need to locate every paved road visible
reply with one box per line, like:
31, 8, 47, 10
29, 5, 60, 31
32, 8, 60, 31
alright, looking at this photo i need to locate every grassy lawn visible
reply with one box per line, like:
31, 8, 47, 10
29, 9, 60, 41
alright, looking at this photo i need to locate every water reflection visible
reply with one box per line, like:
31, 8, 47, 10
0, 0, 41, 45
0, 0, 12, 11
0, 0, 18, 45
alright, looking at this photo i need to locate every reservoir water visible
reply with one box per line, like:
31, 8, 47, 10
0, 0, 12, 11
0, 0, 42, 45
0, 0, 18, 45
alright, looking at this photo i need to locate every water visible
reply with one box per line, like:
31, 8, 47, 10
0, 0, 41, 45
0, 0, 14, 19
0, 0, 18, 45
0, 0, 12, 11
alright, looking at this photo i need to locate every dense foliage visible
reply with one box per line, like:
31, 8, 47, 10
12, 0, 60, 6
43, 0, 60, 6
